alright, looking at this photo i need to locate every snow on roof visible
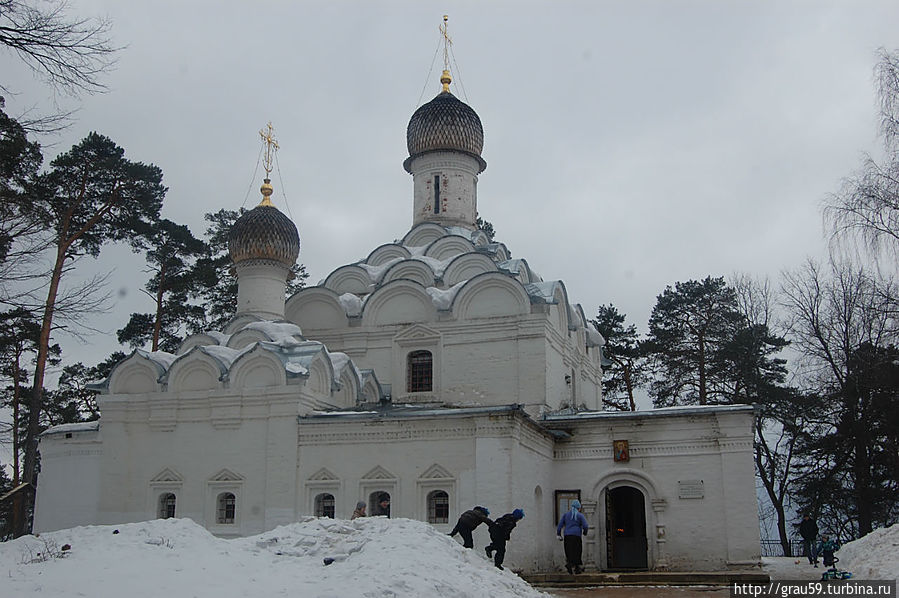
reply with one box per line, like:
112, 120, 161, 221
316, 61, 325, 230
42, 420, 100, 436
136, 348, 178, 369
542, 403, 756, 422
338, 292, 363, 317
586, 323, 605, 347
426, 281, 466, 310
524, 281, 562, 304
357, 258, 403, 282
241, 321, 304, 345
205, 331, 231, 344
200, 344, 255, 370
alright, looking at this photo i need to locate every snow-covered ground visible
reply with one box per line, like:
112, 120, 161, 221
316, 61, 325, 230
764, 524, 899, 582
2, 519, 896, 597
0, 517, 548, 598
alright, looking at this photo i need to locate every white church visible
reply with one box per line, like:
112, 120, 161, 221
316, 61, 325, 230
34, 64, 761, 573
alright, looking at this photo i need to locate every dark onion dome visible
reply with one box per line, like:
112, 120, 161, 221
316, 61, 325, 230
229, 193, 300, 267
404, 90, 486, 173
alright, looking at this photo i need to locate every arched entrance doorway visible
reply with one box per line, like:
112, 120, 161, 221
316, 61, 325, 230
605, 485, 648, 569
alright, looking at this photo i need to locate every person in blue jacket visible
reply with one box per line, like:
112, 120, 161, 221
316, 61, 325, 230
556, 499, 589, 574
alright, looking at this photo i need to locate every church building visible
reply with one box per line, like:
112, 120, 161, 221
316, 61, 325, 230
34, 57, 760, 574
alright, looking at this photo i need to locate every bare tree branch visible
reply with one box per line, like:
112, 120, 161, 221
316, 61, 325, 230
0, 0, 120, 96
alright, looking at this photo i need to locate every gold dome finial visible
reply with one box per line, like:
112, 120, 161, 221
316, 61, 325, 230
440, 15, 453, 92
259, 122, 279, 206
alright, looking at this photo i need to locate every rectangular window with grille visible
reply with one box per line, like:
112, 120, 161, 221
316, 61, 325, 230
407, 350, 433, 393
428, 491, 449, 524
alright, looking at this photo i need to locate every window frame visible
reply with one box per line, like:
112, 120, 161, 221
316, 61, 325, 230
406, 350, 433, 393
314, 492, 336, 518
158, 492, 177, 519
426, 490, 450, 524
554, 489, 581, 526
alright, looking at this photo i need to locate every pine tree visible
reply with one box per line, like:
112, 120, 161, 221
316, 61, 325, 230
117, 219, 207, 352
643, 276, 744, 407
17, 132, 165, 536
591, 304, 646, 410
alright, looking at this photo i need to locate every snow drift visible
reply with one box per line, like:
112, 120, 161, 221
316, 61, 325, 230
0, 517, 548, 598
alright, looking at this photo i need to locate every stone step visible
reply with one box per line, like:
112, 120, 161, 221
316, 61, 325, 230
522, 571, 771, 588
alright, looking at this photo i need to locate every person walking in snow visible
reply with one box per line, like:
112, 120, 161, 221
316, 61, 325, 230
799, 513, 819, 565
448, 506, 493, 548
556, 499, 588, 574
351, 501, 367, 520
485, 508, 524, 570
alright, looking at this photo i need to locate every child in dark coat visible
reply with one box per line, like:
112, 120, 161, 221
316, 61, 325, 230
448, 506, 493, 548
485, 508, 524, 570
817, 536, 841, 567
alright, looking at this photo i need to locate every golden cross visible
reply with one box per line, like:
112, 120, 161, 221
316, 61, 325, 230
440, 15, 452, 72
259, 122, 279, 177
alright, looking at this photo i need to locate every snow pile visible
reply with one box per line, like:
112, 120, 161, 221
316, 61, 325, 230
0, 517, 548, 598
838, 524, 899, 582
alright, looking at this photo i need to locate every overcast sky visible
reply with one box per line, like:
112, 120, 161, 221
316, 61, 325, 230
3, 0, 898, 366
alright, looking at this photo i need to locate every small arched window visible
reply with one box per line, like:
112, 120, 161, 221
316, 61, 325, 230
407, 350, 433, 393
158, 493, 176, 519
217, 492, 236, 524
427, 490, 449, 524
315, 493, 336, 518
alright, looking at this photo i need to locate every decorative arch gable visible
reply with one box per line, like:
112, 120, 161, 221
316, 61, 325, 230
229, 346, 286, 389
178, 333, 225, 355
381, 260, 436, 286
424, 235, 475, 261
452, 272, 531, 320
323, 265, 374, 295
151, 468, 184, 483
402, 223, 446, 247
108, 353, 163, 395
443, 253, 497, 285
308, 467, 339, 481
227, 328, 269, 349
166, 348, 225, 392
419, 463, 453, 481
367, 243, 411, 266
361, 377, 380, 403
209, 468, 244, 482
285, 287, 349, 332
306, 351, 335, 396
362, 280, 436, 326
361, 465, 397, 481
393, 323, 441, 346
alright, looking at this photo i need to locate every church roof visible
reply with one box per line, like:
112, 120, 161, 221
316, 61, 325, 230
229, 204, 300, 266
404, 91, 486, 173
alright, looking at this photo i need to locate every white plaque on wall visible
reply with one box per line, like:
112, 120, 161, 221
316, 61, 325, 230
678, 479, 704, 499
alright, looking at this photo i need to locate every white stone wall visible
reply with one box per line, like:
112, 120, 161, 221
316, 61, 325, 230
409, 152, 480, 229
33, 428, 102, 533
545, 406, 760, 571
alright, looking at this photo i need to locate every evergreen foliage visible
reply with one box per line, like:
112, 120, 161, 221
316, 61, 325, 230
643, 276, 744, 406
15, 132, 165, 537
117, 219, 207, 352
591, 304, 646, 410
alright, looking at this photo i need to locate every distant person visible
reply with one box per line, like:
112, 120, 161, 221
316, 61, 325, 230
485, 508, 524, 570
376, 494, 391, 518
351, 501, 367, 520
448, 506, 493, 548
556, 499, 589, 574
799, 514, 819, 565
817, 535, 840, 568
